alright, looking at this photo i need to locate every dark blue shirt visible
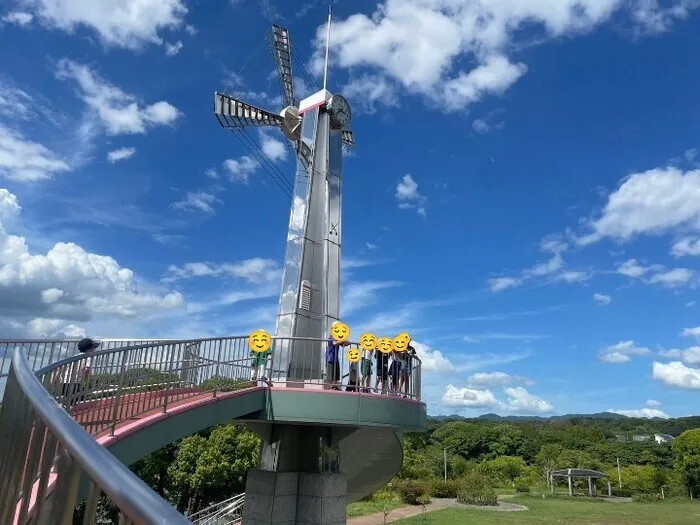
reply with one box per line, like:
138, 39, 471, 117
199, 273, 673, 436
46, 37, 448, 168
326, 338, 338, 364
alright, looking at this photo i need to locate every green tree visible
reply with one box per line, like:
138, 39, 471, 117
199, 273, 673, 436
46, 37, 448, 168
535, 443, 566, 483
673, 429, 700, 498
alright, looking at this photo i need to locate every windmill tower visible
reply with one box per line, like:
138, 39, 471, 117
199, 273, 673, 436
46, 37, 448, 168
214, 11, 354, 383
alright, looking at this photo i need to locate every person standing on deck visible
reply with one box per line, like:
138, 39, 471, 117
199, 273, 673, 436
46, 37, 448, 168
326, 322, 350, 389
250, 345, 271, 382
57, 338, 100, 404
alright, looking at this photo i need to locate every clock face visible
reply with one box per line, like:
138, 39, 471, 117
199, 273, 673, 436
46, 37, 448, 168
328, 94, 351, 129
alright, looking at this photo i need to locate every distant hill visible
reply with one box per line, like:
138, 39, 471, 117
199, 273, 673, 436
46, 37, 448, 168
432, 412, 633, 422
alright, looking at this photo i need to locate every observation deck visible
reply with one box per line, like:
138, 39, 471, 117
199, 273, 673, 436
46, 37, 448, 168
0, 336, 426, 524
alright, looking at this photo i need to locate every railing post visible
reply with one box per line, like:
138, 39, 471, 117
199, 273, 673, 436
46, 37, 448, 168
213, 340, 223, 397
163, 343, 179, 413
110, 351, 129, 436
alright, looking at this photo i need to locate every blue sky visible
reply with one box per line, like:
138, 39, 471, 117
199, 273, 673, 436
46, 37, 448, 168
1, 0, 700, 418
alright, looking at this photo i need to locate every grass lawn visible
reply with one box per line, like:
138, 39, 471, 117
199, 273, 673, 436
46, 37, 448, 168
347, 499, 406, 518
395, 497, 700, 524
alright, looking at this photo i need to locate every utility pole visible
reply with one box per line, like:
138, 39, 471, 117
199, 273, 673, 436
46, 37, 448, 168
616, 457, 622, 489
444, 448, 447, 481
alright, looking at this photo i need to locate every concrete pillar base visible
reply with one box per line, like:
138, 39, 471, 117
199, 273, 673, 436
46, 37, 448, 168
242, 469, 347, 525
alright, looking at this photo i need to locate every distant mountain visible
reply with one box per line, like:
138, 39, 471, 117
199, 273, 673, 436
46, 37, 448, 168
430, 412, 632, 422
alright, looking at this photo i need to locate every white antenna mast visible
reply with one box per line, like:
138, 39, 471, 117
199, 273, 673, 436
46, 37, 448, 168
322, 7, 332, 91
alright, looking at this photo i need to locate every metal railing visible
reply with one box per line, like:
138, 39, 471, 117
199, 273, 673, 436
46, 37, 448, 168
188, 493, 245, 524
0, 335, 423, 523
0, 339, 172, 399
0, 347, 190, 525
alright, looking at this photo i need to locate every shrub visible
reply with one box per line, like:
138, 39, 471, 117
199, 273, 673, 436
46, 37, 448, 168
632, 493, 662, 503
457, 487, 498, 506
431, 479, 463, 498
456, 472, 498, 507
395, 480, 431, 505
515, 484, 530, 494
611, 488, 634, 497
200, 376, 253, 392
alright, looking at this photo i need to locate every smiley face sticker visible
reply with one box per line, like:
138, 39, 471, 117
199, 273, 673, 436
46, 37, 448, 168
360, 333, 378, 351
392, 332, 411, 352
330, 321, 351, 342
377, 337, 394, 354
347, 347, 361, 363
248, 329, 272, 353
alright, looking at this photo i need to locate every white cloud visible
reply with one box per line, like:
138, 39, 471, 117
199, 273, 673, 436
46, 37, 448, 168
56, 59, 181, 135
107, 147, 136, 163
365, 242, 377, 250
647, 267, 694, 288
223, 156, 259, 183
342, 280, 403, 316
653, 361, 700, 390
164, 258, 282, 285
659, 348, 682, 359
442, 385, 501, 409
593, 293, 612, 305
412, 340, 455, 373
631, 0, 699, 34
646, 399, 661, 407
580, 167, 700, 244
490, 239, 589, 292
467, 371, 534, 388
0, 124, 71, 182
608, 407, 670, 419
616, 258, 695, 288
504, 386, 554, 414
259, 131, 288, 163
27, 318, 86, 338
41, 287, 64, 304
0, 84, 35, 121
2, 11, 34, 25
171, 191, 220, 214
0, 188, 184, 330
442, 384, 553, 414
617, 258, 654, 278
310, 1, 694, 112
488, 276, 522, 292
681, 347, 700, 365
598, 340, 651, 364
672, 236, 700, 257
395, 174, 426, 217
343, 74, 399, 114
682, 326, 700, 339
165, 41, 183, 56
18, 0, 188, 50
472, 119, 490, 133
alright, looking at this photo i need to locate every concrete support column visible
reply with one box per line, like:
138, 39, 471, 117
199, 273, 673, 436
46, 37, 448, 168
568, 475, 573, 496
297, 472, 347, 525
588, 477, 593, 497
241, 470, 347, 525
607, 481, 612, 497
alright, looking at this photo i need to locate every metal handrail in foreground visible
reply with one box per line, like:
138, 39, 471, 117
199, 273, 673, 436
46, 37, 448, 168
188, 493, 245, 524
0, 348, 190, 525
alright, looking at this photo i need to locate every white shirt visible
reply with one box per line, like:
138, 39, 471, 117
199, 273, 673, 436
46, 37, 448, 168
59, 356, 92, 383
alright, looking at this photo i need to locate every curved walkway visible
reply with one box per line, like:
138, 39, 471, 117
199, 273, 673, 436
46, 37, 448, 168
348, 499, 456, 525
348, 497, 529, 524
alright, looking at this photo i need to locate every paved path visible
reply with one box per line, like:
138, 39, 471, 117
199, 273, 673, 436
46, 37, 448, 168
348, 496, 529, 524
348, 499, 455, 525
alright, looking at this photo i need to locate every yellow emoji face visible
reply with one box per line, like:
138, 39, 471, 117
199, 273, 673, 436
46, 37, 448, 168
248, 329, 272, 353
392, 332, 411, 352
360, 333, 378, 351
330, 321, 351, 342
347, 347, 361, 363
377, 337, 393, 354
